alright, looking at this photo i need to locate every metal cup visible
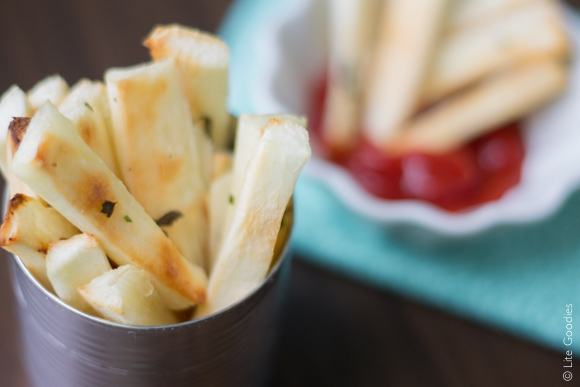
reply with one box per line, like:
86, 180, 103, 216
9, 232, 292, 387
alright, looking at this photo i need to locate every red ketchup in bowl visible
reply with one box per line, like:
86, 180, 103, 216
309, 77, 525, 212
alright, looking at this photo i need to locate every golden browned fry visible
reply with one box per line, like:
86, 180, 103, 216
106, 59, 207, 270
7, 118, 38, 198
60, 102, 120, 178
196, 118, 310, 318
362, 0, 449, 149
448, 0, 535, 32
395, 59, 567, 154
208, 170, 232, 269
46, 233, 112, 314
11, 102, 207, 309
27, 74, 69, 112
79, 265, 179, 326
59, 79, 112, 131
212, 150, 232, 181
422, 0, 569, 105
59, 79, 121, 178
322, 0, 380, 151
194, 118, 214, 187
0, 194, 79, 290
144, 25, 231, 149
218, 114, 306, 264
0, 86, 32, 179
271, 200, 294, 272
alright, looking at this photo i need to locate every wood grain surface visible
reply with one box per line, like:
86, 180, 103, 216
0, 1, 574, 386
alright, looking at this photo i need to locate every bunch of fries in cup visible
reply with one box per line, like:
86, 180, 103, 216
0, 25, 311, 326
322, 0, 570, 154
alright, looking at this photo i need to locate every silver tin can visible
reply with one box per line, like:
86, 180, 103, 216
9, 239, 292, 387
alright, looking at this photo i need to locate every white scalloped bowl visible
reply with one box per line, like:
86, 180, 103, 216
249, 0, 580, 236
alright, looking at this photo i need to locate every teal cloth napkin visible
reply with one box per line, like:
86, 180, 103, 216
220, 0, 580, 352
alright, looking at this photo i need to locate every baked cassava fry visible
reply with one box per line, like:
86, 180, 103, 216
271, 199, 293, 271
0, 85, 31, 179
229, 114, 306, 210
106, 59, 207, 269
395, 59, 567, 154
208, 151, 232, 266
60, 100, 121, 178
362, 0, 449, 148
59, 78, 120, 177
0, 194, 79, 290
7, 118, 39, 198
11, 102, 207, 309
208, 170, 232, 269
422, 0, 569, 105
219, 114, 306, 261
46, 233, 112, 314
27, 74, 69, 112
78, 265, 179, 326
144, 24, 231, 149
448, 0, 534, 32
196, 118, 311, 318
212, 150, 232, 181
0, 92, 33, 201
194, 119, 214, 187
59, 79, 112, 132
322, 0, 379, 151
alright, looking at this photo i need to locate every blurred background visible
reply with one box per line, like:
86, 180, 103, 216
0, 1, 579, 386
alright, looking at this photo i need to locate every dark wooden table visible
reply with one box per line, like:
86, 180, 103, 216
0, 1, 574, 386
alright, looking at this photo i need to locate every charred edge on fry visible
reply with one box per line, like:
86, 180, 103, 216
9, 117, 31, 149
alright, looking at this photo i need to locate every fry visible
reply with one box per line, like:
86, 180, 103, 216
27, 74, 69, 112
448, 0, 534, 32
144, 25, 231, 148
322, 0, 379, 151
46, 233, 112, 314
193, 118, 214, 187
212, 150, 232, 180
0, 85, 31, 179
60, 100, 121, 178
11, 102, 207, 309
422, 0, 569, 105
59, 79, 112, 130
7, 118, 38, 198
106, 59, 207, 269
362, 0, 449, 148
59, 79, 120, 176
208, 171, 232, 269
79, 265, 179, 326
219, 114, 306, 261
395, 59, 567, 154
272, 199, 293, 271
196, 118, 310, 317
0, 194, 79, 290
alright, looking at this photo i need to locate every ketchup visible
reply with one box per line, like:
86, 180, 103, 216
309, 76, 525, 212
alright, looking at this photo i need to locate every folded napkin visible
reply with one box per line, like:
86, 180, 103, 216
220, 0, 580, 352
